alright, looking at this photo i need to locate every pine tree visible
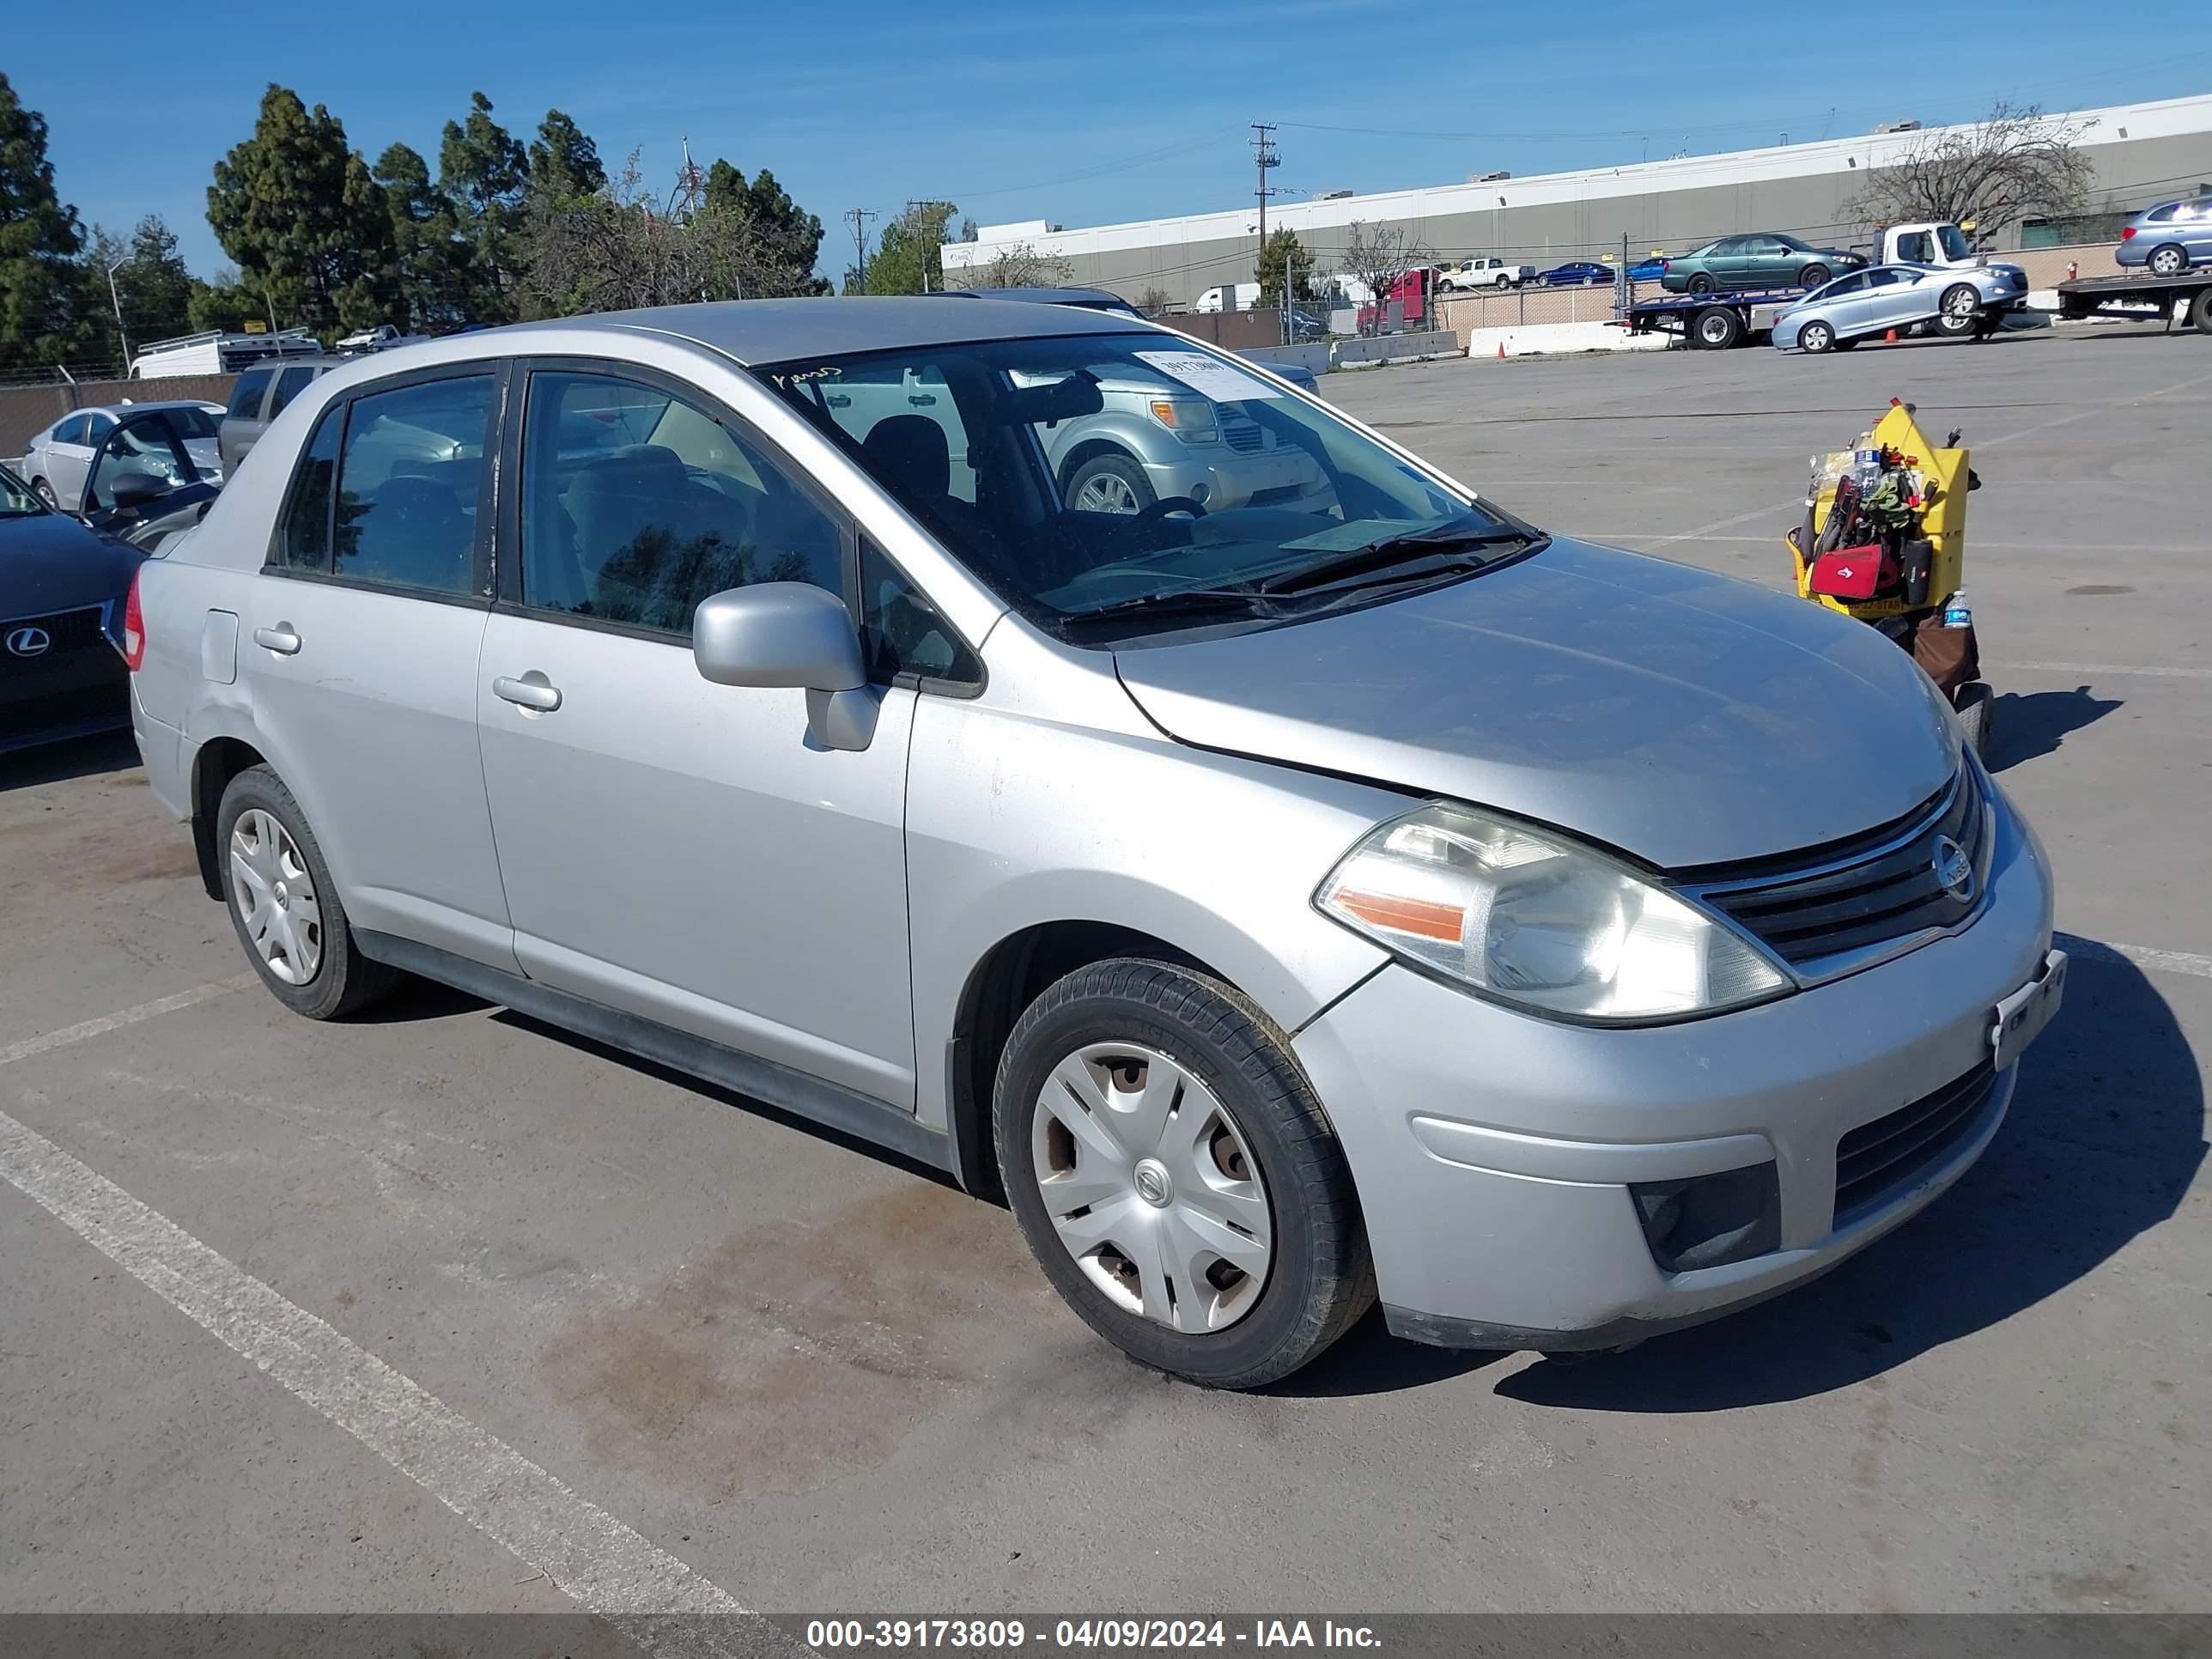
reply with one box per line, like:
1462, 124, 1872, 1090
439, 92, 526, 321
0, 72, 97, 376
528, 110, 605, 204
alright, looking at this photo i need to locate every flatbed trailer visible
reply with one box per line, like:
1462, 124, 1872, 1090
1618, 288, 1808, 349
2054, 270, 2212, 334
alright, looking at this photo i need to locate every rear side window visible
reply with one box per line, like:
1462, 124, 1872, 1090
269, 366, 318, 418
273, 406, 342, 572
227, 369, 274, 420
332, 374, 495, 596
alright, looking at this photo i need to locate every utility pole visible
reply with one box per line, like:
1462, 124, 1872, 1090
905, 198, 933, 291
104, 255, 131, 370
1250, 122, 1279, 289
845, 207, 879, 293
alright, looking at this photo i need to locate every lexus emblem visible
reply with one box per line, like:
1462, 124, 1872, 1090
4, 626, 51, 659
1932, 835, 1975, 903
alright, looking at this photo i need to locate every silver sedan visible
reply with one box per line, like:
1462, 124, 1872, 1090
1773, 262, 2030, 353
21, 400, 225, 511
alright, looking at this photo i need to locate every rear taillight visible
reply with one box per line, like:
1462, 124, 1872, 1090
122, 567, 146, 672
2120, 225, 2136, 240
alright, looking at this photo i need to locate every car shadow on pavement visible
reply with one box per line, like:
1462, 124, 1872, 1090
1989, 685, 2123, 772
0, 729, 139, 793
1493, 947, 2203, 1411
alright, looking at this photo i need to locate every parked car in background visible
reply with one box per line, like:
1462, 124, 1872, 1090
0, 462, 146, 755
1772, 262, 2029, 353
21, 402, 224, 514
1535, 260, 1616, 287
221, 357, 345, 474
1437, 258, 1532, 292
130, 297, 2061, 1389
1662, 234, 1868, 293
1626, 257, 1668, 283
2116, 198, 2212, 274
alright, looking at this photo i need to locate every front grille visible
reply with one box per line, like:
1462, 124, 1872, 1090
0, 604, 111, 679
1220, 420, 1263, 453
1834, 1060, 2001, 1220
1688, 765, 1988, 968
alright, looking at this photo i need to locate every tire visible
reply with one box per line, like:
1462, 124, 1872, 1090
1686, 271, 1717, 294
1798, 263, 1832, 288
1799, 319, 1836, 355
2148, 244, 2189, 276
1692, 305, 1744, 349
1952, 681, 1995, 760
33, 477, 59, 511
1065, 452, 1157, 517
994, 958, 1375, 1389
216, 764, 398, 1019
2191, 287, 2212, 335
1934, 283, 1982, 337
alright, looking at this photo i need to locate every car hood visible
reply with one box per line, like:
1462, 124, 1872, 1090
0, 511, 144, 618
1111, 537, 1958, 869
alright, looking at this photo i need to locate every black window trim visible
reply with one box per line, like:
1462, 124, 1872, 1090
260, 359, 508, 611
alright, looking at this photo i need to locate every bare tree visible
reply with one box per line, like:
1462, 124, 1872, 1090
969, 242, 1074, 289
515, 150, 823, 317
1844, 103, 2094, 236
1137, 284, 1172, 316
1334, 221, 1433, 335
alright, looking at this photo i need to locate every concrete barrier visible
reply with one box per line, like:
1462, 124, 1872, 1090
1465, 320, 1671, 359
1331, 331, 1461, 368
1239, 343, 1333, 376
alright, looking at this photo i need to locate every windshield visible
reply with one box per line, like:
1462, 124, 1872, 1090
757, 331, 1539, 641
1937, 224, 1973, 261
0, 465, 44, 517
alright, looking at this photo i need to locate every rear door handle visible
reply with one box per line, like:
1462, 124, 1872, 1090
252, 623, 301, 655
493, 673, 562, 713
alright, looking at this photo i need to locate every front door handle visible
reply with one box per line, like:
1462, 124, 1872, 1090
252, 623, 301, 655
493, 672, 562, 713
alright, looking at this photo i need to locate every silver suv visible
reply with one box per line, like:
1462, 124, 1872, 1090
127, 300, 2063, 1387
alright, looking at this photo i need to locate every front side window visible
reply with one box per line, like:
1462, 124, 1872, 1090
227, 369, 273, 420
85, 413, 204, 512
332, 374, 494, 595
518, 370, 844, 635
760, 331, 1540, 645
860, 538, 978, 686
0, 465, 43, 516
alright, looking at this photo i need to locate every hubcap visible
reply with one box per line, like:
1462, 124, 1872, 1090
1074, 472, 1141, 514
1030, 1042, 1273, 1334
228, 809, 323, 985
1945, 289, 1977, 316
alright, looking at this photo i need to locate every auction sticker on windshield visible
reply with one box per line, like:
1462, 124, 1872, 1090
1133, 349, 1285, 401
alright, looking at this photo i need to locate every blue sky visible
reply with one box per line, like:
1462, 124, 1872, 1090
12, 0, 2212, 281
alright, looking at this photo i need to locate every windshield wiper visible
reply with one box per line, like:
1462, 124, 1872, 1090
1059, 585, 1277, 632
1255, 524, 1544, 596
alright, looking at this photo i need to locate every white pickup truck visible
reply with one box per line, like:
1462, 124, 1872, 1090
1437, 257, 1533, 292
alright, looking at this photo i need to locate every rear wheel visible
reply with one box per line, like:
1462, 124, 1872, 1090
216, 765, 398, 1020
1066, 452, 1157, 517
1692, 305, 1743, 349
2148, 244, 2189, 276
1686, 271, 1717, 295
33, 477, 59, 511
1798, 263, 1832, 288
2191, 287, 2212, 335
994, 958, 1374, 1389
1799, 319, 1837, 355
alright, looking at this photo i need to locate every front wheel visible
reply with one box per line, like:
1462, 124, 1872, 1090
2148, 244, 2189, 276
1799, 319, 1837, 354
994, 959, 1374, 1389
1934, 283, 1981, 337
1066, 452, 1158, 517
216, 765, 398, 1019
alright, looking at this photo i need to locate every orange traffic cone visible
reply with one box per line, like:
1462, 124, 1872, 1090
1885, 328, 1898, 343
1497, 340, 1507, 360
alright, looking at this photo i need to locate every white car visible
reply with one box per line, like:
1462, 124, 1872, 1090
22, 401, 226, 512
1437, 258, 1532, 293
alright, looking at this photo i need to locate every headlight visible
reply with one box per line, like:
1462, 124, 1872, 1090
1147, 398, 1218, 445
1316, 803, 1790, 1022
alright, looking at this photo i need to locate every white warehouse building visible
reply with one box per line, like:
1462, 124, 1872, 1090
939, 94, 2212, 307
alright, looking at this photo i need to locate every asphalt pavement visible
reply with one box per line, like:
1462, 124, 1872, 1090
2, 322, 2204, 1630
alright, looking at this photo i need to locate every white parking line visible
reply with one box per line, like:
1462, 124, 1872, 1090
2059, 935, 2212, 981
0, 975, 256, 1067
0, 1003, 803, 1658
2008, 661, 2212, 681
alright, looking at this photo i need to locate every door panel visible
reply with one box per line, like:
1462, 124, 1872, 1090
477, 615, 919, 1103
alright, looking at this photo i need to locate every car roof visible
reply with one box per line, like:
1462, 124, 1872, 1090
920, 285, 1139, 313
465, 296, 1156, 367
75, 399, 223, 417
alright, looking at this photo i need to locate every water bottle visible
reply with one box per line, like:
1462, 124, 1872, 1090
1942, 588, 1972, 629
1852, 447, 1882, 494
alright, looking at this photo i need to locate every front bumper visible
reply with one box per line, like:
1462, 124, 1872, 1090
1292, 788, 2056, 1349
1144, 447, 1328, 513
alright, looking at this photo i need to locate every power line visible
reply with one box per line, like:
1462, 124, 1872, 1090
1251, 121, 1279, 272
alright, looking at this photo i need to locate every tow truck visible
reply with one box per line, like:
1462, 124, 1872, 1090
1619, 222, 2015, 350
2052, 269, 2212, 336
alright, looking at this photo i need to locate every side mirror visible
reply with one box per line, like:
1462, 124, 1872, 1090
692, 581, 877, 752
106, 470, 170, 513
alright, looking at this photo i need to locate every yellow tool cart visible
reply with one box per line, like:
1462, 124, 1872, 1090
1787, 398, 1992, 754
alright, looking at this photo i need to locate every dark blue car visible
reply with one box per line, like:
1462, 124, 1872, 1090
1, 463, 145, 757
1536, 261, 1618, 287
